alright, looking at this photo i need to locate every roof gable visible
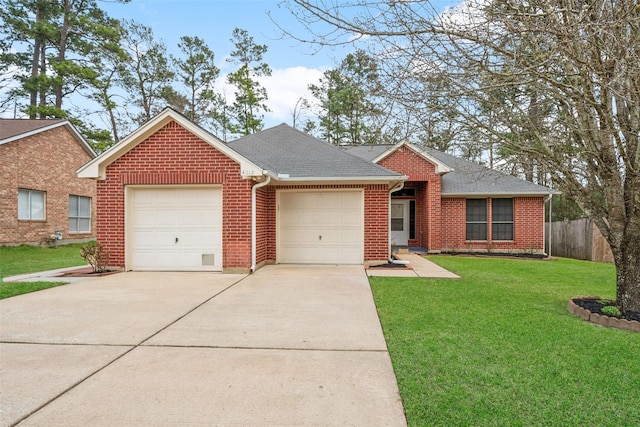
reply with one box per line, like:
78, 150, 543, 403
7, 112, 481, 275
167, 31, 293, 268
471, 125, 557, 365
0, 118, 95, 157
77, 108, 262, 180
372, 141, 453, 174
227, 123, 405, 182
346, 142, 556, 196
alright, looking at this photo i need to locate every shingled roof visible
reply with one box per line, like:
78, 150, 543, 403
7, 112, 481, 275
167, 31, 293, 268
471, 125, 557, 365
227, 124, 404, 180
0, 118, 95, 157
0, 118, 66, 141
345, 143, 556, 196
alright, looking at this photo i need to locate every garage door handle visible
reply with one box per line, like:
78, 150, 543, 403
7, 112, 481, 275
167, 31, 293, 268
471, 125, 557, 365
319, 235, 322, 241
175, 237, 179, 243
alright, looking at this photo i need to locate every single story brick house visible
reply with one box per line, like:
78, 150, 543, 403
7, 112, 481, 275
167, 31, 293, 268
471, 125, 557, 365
78, 108, 555, 273
1, 119, 96, 246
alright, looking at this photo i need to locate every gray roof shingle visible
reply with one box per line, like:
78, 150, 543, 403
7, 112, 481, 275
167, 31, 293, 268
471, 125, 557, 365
345, 144, 555, 196
227, 124, 404, 179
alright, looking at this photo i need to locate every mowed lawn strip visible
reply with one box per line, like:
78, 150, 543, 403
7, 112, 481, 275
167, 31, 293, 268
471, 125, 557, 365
0, 243, 87, 299
370, 256, 640, 427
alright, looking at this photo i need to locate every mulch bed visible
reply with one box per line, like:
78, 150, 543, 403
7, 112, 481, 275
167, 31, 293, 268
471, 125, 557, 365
60, 267, 120, 277
573, 298, 640, 323
367, 262, 411, 269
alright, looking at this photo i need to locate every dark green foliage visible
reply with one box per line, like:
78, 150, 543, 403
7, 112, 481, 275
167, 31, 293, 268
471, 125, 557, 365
308, 49, 383, 145
172, 35, 221, 125
224, 28, 271, 137
602, 305, 622, 318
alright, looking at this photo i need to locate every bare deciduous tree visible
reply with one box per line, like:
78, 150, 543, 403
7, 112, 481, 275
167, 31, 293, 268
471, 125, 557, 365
284, 0, 640, 313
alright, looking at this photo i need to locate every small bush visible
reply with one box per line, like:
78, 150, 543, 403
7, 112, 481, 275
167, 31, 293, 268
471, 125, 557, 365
79, 241, 109, 273
601, 305, 621, 318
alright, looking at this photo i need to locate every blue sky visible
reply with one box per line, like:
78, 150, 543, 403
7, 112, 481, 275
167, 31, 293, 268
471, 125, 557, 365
1, 1, 460, 130
102, 0, 347, 70
99, 0, 461, 129
100, 0, 362, 128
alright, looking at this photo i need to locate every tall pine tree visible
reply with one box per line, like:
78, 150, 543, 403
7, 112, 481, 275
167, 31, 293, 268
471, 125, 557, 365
225, 28, 271, 137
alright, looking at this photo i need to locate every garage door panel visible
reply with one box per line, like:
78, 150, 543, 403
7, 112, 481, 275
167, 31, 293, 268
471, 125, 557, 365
155, 209, 177, 224
280, 227, 316, 244
128, 187, 222, 271
339, 229, 362, 243
321, 228, 361, 243
278, 191, 363, 264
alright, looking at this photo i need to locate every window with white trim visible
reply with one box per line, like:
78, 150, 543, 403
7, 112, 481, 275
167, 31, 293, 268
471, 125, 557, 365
466, 199, 487, 240
69, 195, 91, 233
18, 189, 45, 220
492, 198, 514, 240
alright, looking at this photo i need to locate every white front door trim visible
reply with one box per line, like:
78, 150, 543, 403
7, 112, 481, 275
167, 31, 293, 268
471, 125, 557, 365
390, 200, 410, 246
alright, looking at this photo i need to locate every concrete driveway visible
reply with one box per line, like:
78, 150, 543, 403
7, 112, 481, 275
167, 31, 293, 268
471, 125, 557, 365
0, 265, 406, 426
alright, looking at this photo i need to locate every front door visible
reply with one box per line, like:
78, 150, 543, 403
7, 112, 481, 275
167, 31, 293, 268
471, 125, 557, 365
390, 200, 410, 246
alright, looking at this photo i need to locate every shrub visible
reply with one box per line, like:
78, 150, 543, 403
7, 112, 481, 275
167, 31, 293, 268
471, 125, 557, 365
601, 305, 621, 318
79, 241, 109, 273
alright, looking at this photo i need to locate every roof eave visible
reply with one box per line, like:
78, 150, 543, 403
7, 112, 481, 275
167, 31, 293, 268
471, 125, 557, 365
442, 190, 561, 198
266, 173, 408, 184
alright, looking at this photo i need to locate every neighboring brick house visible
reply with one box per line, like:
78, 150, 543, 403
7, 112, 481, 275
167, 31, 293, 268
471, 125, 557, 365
1, 119, 96, 246
78, 108, 555, 273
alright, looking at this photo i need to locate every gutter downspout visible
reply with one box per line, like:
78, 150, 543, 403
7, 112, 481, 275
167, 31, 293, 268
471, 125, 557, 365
251, 174, 271, 272
545, 193, 553, 258
388, 181, 405, 261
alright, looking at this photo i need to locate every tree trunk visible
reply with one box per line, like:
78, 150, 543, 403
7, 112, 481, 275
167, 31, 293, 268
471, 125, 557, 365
55, 0, 70, 110
38, 43, 46, 119
613, 218, 640, 314
29, 6, 41, 118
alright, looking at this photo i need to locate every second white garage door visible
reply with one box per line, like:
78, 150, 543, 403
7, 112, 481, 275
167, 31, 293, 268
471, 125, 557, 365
278, 190, 363, 264
127, 186, 222, 271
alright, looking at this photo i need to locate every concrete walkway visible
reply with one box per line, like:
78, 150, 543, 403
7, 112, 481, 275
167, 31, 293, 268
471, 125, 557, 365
3, 265, 94, 283
0, 266, 406, 427
366, 253, 460, 278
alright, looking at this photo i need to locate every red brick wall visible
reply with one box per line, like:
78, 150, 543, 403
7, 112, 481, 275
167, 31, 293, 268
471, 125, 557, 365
441, 196, 545, 253
97, 121, 252, 270
379, 146, 442, 251
255, 184, 390, 264
364, 184, 391, 261
0, 125, 96, 245
255, 184, 272, 267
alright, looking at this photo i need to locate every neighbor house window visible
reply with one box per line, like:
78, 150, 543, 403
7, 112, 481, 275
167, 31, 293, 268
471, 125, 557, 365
492, 198, 514, 240
466, 199, 487, 240
69, 195, 91, 233
18, 189, 45, 220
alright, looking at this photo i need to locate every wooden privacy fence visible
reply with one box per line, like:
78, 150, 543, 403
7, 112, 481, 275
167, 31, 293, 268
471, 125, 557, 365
546, 219, 614, 263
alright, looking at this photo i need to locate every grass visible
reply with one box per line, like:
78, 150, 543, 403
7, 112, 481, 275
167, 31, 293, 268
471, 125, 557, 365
370, 256, 640, 427
0, 243, 87, 299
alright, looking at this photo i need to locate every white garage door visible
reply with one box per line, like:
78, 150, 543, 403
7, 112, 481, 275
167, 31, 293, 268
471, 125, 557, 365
128, 187, 222, 271
278, 190, 363, 264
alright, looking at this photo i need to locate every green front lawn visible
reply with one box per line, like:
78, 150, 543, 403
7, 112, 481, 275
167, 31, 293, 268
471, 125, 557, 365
370, 256, 639, 426
0, 243, 87, 299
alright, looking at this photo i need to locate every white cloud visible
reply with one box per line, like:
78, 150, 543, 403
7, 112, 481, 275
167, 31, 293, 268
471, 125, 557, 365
215, 65, 326, 128
259, 66, 325, 126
